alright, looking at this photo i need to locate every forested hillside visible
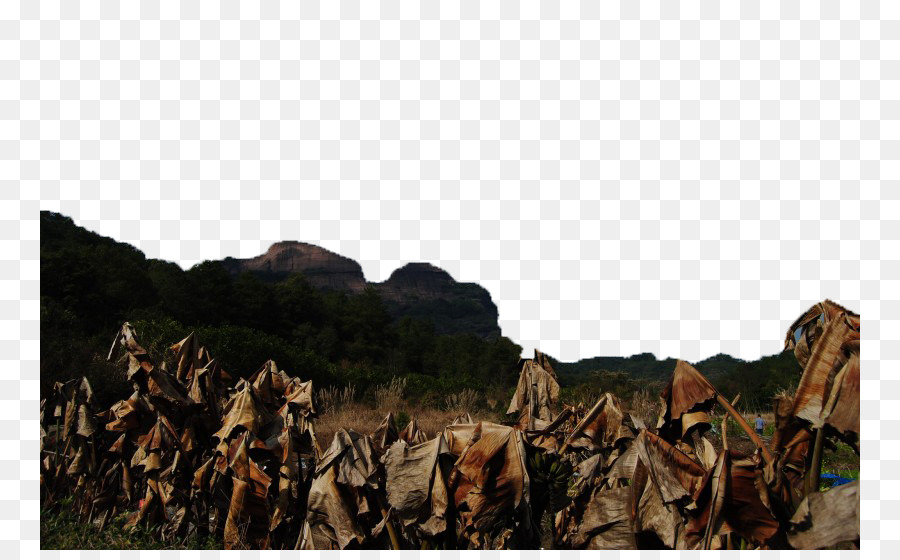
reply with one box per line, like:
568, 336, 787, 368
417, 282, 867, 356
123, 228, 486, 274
41, 211, 802, 412
40, 211, 522, 407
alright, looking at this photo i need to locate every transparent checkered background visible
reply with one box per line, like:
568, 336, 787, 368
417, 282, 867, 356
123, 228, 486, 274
2, 0, 895, 557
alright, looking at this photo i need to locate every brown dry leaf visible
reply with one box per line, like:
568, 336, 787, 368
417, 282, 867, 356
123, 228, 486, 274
133, 414, 181, 474
107, 322, 151, 367
371, 412, 399, 455
192, 456, 215, 495
690, 452, 781, 549
768, 394, 814, 507
723, 455, 781, 547
186, 366, 212, 408
383, 435, 452, 535
819, 340, 860, 435
784, 300, 856, 368
453, 424, 532, 538
248, 360, 293, 406
658, 361, 717, 440
255, 387, 319, 460
533, 349, 558, 379
603, 441, 640, 484
58, 378, 99, 439
214, 383, 272, 442
787, 480, 859, 549
696, 437, 719, 471
283, 378, 317, 416
689, 450, 728, 549
524, 407, 574, 452
632, 465, 686, 550
224, 435, 272, 549
170, 331, 205, 382
507, 350, 560, 430
566, 393, 633, 451
295, 519, 316, 550
568, 486, 636, 549
632, 430, 706, 503
145, 367, 191, 407
791, 312, 859, 425
399, 416, 428, 445
66, 442, 88, 476
306, 464, 369, 549
269, 430, 296, 532
443, 422, 518, 456
102, 391, 147, 433
316, 429, 379, 489
306, 429, 381, 549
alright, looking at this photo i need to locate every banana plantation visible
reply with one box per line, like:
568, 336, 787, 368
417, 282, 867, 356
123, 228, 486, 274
40, 300, 859, 550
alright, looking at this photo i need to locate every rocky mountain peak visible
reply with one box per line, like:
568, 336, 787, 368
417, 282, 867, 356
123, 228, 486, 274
221, 244, 500, 338
221, 241, 366, 292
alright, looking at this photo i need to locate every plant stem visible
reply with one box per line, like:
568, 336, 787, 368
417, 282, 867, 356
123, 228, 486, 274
806, 427, 826, 496
559, 394, 608, 456
379, 505, 401, 550
715, 394, 774, 464
721, 393, 741, 451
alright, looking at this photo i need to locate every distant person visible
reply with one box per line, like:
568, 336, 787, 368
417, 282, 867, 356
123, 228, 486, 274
755, 414, 764, 437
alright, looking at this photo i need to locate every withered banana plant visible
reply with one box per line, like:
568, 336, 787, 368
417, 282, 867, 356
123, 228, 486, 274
382, 434, 455, 547
442, 422, 538, 549
40, 301, 859, 550
301, 428, 390, 549
770, 300, 861, 546
507, 349, 560, 430
43, 323, 321, 550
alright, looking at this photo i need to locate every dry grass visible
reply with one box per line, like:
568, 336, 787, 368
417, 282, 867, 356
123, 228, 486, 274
317, 384, 356, 415
314, 382, 501, 447
626, 387, 659, 428
374, 377, 407, 412
316, 403, 383, 446
443, 388, 480, 415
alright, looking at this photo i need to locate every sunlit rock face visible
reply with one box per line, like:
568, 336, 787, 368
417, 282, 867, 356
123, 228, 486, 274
221, 241, 367, 293
222, 244, 501, 338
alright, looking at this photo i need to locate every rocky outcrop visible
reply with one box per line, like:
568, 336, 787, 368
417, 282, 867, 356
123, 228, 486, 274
375, 263, 457, 300
221, 242, 367, 292
221, 244, 501, 338
374, 263, 500, 338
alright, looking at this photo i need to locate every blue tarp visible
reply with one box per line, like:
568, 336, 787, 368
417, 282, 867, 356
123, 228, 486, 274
820, 473, 854, 487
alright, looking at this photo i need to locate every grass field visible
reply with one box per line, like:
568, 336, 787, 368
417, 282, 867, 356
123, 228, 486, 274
41, 498, 221, 550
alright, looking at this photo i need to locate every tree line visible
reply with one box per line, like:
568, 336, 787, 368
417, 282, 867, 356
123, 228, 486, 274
40, 211, 522, 407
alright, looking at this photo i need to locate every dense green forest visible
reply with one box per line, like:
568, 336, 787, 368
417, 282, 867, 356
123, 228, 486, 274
40, 211, 523, 407
552, 349, 801, 412
41, 211, 802, 412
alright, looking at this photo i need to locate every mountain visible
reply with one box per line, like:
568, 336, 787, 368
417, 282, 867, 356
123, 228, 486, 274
220, 242, 500, 337
40, 210, 800, 412
221, 242, 367, 291
39, 211, 523, 406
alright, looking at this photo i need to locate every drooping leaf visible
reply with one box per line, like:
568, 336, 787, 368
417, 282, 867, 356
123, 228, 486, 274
632, 430, 706, 504
214, 383, 272, 442
399, 416, 428, 445
371, 412, 399, 456
507, 350, 560, 430
574, 486, 636, 549
566, 393, 633, 451
787, 480, 859, 549
819, 340, 860, 435
452, 424, 533, 542
658, 361, 717, 440
383, 435, 453, 536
